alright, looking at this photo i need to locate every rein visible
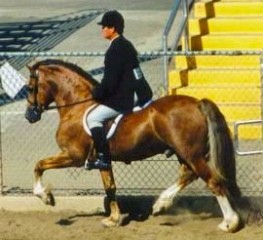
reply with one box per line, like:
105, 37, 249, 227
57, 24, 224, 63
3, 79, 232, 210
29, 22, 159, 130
45, 97, 93, 111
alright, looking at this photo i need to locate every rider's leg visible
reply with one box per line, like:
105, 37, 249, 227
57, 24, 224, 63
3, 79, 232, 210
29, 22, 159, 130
88, 126, 111, 169
85, 104, 119, 170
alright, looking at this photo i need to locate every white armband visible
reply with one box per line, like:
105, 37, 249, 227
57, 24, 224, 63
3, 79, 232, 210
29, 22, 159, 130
133, 67, 143, 80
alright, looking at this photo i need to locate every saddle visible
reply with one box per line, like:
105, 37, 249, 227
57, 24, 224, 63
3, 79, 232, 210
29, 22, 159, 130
82, 100, 153, 139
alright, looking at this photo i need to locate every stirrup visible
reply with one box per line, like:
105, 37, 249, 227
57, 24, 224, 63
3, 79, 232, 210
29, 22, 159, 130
84, 159, 111, 171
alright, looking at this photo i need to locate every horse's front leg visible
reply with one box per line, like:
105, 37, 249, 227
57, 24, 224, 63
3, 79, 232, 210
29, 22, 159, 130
34, 151, 75, 206
99, 169, 121, 227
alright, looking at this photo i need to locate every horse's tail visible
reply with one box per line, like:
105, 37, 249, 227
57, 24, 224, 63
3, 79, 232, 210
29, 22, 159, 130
199, 98, 241, 199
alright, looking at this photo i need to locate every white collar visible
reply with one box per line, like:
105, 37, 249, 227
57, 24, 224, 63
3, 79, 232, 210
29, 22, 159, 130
110, 35, 120, 45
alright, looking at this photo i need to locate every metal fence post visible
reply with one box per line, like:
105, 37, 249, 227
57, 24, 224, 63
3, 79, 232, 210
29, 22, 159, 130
162, 36, 168, 93
183, 0, 190, 51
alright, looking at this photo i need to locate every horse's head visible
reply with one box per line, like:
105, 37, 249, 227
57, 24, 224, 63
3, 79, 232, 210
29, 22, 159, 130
25, 64, 52, 123
25, 59, 99, 123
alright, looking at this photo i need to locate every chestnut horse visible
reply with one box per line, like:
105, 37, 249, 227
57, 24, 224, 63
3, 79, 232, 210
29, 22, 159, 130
25, 59, 241, 232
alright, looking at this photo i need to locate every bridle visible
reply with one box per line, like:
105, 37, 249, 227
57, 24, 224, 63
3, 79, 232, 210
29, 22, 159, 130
25, 68, 93, 123
28, 69, 40, 105
27, 68, 94, 110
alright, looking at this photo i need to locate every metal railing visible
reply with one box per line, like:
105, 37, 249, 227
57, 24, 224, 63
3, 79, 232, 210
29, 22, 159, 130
162, 0, 192, 91
234, 120, 263, 156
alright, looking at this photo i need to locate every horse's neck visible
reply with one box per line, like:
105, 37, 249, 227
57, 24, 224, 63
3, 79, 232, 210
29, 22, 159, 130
52, 72, 93, 106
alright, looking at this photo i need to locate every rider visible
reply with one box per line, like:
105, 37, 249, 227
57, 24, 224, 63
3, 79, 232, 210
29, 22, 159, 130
85, 10, 153, 170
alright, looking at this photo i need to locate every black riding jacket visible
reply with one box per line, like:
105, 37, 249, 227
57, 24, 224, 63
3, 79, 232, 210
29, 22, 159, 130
92, 35, 153, 112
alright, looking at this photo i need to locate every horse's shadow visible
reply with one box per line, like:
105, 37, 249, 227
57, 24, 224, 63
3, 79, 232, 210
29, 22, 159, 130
56, 196, 155, 226
56, 195, 260, 228
56, 212, 106, 226
110, 196, 156, 226
56, 196, 230, 227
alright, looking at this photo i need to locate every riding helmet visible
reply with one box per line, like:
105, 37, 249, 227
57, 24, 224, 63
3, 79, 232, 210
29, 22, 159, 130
98, 10, 124, 34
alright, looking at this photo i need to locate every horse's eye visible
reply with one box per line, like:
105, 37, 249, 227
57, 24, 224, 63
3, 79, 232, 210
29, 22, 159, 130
24, 86, 34, 97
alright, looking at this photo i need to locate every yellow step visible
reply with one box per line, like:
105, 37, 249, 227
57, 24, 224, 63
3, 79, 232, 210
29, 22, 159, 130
186, 34, 263, 50
171, 87, 261, 103
175, 55, 260, 69
228, 124, 262, 140
219, 105, 261, 121
169, 69, 260, 88
189, 17, 263, 35
194, 1, 263, 18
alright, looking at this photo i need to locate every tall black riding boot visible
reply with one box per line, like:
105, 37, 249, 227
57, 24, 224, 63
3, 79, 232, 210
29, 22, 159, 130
85, 127, 111, 170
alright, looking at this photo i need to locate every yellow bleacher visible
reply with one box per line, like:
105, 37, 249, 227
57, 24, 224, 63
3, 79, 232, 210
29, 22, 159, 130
169, 0, 263, 139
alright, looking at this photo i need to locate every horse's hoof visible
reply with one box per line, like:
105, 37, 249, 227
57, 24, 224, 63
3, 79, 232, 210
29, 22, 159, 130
101, 217, 120, 227
152, 206, 163, 216
46, 192, 55, 206
218, 215, 240, 233
152, 199, 171, 216
44, 192, 56, 206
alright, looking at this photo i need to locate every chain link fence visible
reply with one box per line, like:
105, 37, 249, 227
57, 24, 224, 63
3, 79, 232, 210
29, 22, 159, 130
0, 51, 262, 197
170, 50, 263, 197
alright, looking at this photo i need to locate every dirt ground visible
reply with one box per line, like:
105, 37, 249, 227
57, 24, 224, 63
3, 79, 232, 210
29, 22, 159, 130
0, 198, 262, 240
0, 210, 262, 240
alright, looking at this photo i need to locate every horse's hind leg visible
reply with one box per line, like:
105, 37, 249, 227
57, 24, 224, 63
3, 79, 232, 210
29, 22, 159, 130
194, 158, 240, 232
152, 164, 197, 215
34, 151, 75, 206
99, 169, 121, 227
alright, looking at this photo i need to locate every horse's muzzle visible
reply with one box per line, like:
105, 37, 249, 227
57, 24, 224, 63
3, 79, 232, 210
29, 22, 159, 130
25, 105, 42, 123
